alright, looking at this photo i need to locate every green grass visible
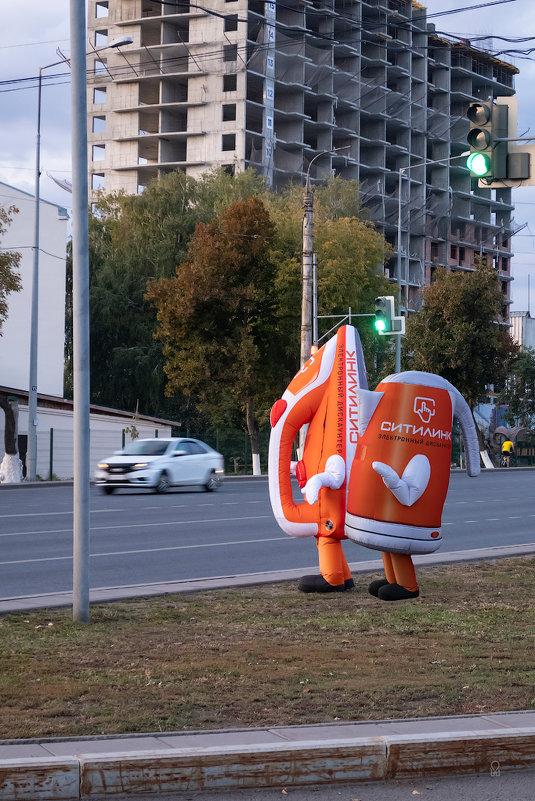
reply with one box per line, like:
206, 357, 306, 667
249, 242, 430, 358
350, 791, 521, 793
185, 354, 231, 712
0, 556, 534, 740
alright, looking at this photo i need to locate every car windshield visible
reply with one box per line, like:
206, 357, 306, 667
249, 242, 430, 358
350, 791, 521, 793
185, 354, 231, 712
121, 441, 169, 456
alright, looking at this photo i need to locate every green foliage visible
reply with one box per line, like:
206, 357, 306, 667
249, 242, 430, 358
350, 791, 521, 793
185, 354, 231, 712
0, 205, 21, 335
264, 179, 392, 375
404, 258, 518, 408
85, 169, 267, 420
147, 197, 281, 452
87, 169, 393, 429
498, 347, 535, 433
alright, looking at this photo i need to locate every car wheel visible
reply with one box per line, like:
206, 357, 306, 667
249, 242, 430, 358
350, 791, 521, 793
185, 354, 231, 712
155, 472, 170, 493
204, 471, 222, 492
102, 486, 115, 495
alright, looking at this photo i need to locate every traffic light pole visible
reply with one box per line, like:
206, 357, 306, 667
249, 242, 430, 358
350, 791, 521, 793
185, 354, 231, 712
301, 184, 314, 370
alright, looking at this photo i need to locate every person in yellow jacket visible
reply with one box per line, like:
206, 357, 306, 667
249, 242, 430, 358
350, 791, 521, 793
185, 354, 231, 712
501, 439, 514, 467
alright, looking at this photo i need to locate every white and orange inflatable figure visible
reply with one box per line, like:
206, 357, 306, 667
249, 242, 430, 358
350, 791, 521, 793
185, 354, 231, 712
269, 328, 481, 600
268, 325, 367, 592
344, 371, 480, 600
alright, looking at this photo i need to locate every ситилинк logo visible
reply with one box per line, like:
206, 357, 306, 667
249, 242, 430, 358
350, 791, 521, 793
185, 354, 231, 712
414, 396, 436, 424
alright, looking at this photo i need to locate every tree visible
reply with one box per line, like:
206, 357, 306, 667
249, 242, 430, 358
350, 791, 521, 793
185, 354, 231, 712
0, 395, 23, 483
0, 205, 21, 335
85, 172, 198, 416
404, 259, 518, 410
264, 179, 392, 375
84, 168, 266, 421
498, 347, 535, 433
146, 197, 279, 474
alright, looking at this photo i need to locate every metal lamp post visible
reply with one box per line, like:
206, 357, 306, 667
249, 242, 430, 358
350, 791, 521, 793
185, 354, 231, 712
301, 146, 350, 369
27, 35, 132, 484
29, 20, 131, 620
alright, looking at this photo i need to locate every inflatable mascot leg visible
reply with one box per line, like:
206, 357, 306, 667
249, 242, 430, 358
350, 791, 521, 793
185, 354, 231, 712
268, 325, 368, 593
344, 371, 480, 601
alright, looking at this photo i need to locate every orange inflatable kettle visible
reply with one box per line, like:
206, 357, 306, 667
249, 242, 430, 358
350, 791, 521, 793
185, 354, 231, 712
344, 371, 480, 601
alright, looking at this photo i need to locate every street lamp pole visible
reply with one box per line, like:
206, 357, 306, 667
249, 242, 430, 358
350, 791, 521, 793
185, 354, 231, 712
395, 151, 470, 373
27, 36, 132, 485
27, 68, 45, 482
301, 146, 350, 369
70, 0, 91, 623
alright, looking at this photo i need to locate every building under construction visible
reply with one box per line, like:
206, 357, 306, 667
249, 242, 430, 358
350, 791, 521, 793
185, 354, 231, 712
86, 0, 518, 315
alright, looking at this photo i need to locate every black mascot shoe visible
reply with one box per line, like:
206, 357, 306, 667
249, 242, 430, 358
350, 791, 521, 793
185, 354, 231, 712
298, 575, 345, 593
344, 578, 355, 591
368, 578, 389, 597
377, 583, 419, 601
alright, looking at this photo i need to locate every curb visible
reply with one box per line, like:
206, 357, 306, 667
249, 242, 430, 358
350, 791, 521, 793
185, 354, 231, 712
2, 726, 535, 799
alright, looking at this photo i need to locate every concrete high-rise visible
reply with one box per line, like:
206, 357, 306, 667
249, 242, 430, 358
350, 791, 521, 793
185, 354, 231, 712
87, 0, 517, 315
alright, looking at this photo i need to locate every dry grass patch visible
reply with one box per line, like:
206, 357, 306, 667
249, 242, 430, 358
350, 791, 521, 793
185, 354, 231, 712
1, 556, 534, 740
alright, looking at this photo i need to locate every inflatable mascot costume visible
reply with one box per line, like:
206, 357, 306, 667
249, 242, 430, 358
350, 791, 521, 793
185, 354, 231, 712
268, 325, 367, 593
344, 371, 480, 600
268, 325, 481, 600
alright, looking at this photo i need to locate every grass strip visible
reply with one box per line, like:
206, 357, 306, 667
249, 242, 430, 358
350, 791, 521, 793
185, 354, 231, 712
1, 557, 534, 740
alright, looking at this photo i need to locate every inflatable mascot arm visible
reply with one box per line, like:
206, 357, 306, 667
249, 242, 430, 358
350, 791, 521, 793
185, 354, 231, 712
268, 325, 367, 592
344, 371, 480, 601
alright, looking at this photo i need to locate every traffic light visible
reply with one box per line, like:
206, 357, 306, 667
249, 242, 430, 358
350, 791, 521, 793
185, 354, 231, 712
374, 296, 394, 333
374, 297, 405, 336
466, 100, 508, 182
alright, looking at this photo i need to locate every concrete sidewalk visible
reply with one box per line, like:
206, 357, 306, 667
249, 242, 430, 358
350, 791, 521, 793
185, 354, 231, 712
1, 711, 535, 799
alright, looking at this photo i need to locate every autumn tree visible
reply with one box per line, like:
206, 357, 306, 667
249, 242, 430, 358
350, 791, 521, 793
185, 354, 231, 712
84, 168, 266, 420
147, 197, 280, 474
404, 260, 518, 411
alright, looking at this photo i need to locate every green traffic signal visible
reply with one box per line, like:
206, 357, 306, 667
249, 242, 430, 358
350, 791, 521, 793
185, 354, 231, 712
374, 296, 393, 334
467, 152, 491, 177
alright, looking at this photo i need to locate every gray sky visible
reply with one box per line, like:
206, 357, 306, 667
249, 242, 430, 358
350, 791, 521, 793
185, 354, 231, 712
1, 0, 534, 310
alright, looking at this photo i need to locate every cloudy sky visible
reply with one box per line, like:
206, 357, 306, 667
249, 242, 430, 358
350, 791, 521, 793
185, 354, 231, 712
1, 0, 534, 310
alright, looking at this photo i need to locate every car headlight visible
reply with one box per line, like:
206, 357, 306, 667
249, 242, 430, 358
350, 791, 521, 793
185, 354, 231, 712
97, 463, 109, 469
132, 462, 149, 469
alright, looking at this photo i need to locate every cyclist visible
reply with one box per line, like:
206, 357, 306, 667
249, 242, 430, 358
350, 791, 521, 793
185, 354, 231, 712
501, 439, 514, 467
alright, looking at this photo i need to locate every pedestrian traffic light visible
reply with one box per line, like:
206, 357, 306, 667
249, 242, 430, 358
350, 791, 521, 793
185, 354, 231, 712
466, 100, 508, 182
374, 296, 394, 333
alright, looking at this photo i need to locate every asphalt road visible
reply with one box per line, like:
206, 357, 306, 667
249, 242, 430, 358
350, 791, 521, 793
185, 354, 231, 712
0, 470, 534, 603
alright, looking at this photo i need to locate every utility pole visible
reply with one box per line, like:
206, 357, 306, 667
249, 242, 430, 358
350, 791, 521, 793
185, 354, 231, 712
301, 184, 314, 368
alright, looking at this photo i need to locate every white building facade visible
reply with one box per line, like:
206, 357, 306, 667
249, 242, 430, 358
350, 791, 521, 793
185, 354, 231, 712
510, 311, 535, 351
0, 182, 68, 398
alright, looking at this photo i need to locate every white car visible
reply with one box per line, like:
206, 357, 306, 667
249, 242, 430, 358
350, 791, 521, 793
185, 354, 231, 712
94, 437, 224, 494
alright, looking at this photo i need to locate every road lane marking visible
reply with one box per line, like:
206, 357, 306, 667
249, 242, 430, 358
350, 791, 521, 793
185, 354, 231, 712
0, 509, 126, 519
0, 515, 273, 538
0, 535, 289, 566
